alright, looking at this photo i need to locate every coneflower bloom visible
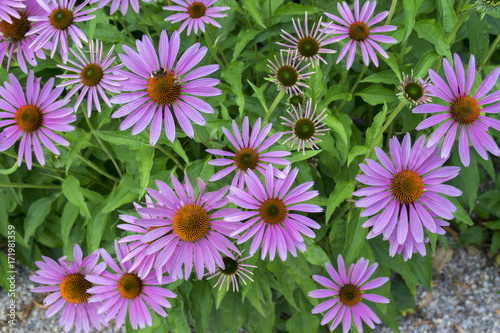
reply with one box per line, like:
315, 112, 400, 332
0, 71, 75, 170
29, 244, 108, 333
268, 50, 314, 95
206, 116, 291, 188
397, 71, 432, 107
56, 40, 125, 117
117, 196, 181, 282
111, 30, 221, 145
27, 0, 96, 63
353, 134, 462, 257
122, 173, 241, 281
288, 92, 305, 107
414, 53, 500, 167
163, 0, 230, 35
309, 255, 389, 333
476, 0, 500, 12
321, 0, 397, 69
89, 0, 151, 16
0, 0, 24, 23
86, 241, 176, 330
226, 165, 323, 261
281, 98, 328, 154
0, 0, 47, 73
277, 12, 336, 65
206, 250, 257, 292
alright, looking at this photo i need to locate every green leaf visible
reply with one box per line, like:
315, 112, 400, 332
360, 70, 400, 85
414, 19, 449, 55
65, 131, 92, 173
303, 237, 331, 266
169, 139, 190, 165
287, 149, 322, 163
414, 50, 441, 79
135, 147, 154, 196
242, 0, 266, 28
283, 254, 318, 306
190, 282, 213, 333
366, 103, 388, 145
87, 16, 96, 41
95, 131, 149, 150
221, 61, 245, 116
0, 252, 12, 292
86, 212, 109, 251
407, 248, 433, 290
452, 153, 478, 211
167, 298, 191, 333
325, 113, 348, 145
355, 86, 396, 106
275, 3, 321, 16
101, 173, 139, 214
24, 198, 51, 243
449, 197, 474, 226
491, 231, 500, 255
266, 260, 298, 309
247, 80, 268, 112
61, 202, 79, 245
286, 307, 319, 333
402, 0, 417, 43
347, 145, 368, 166
325, 181, 355, 222
466, 13, 489, 64
343, 212, 369, 263
232, 30, 260, 61
62, 175, 91, 218
436, 0, 458, 34
380, 52, 401, 81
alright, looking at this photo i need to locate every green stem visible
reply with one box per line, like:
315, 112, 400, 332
204, 31, 224, 67
208, 26, 229, 65
478, 33, 500, 73
132, 10, 151, 38
310, 63, 316, 105
455, 0, 464, 15
193, 127, 212, 148
337, 65, 367, 113
447, 7, 476, 45
399, 39, 408, 66
0, 182, 61, 189
140, 2, 160, 36
264, 89, 286, 124
83, 109, 123, 177
384, 0, 398, 25
116, 14, 135, 40
74, 151, 119, 182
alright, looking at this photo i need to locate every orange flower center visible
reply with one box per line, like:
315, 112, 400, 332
172, 204, 210, 242
187, 2, 207, 18
234, 147, 259, 171
49, 8, 74, 30
348, 22, 370, 41
118, 273, 143, 299
15, 105, 43, 133
60, 273, 92, 304
391, 170, 423, 204
1, 12, 30, 42
259, 198, 287, 225
80, 63, 103, 87
146, 71, 182, 105
450, 95, 480, 125
339, 284, 361, 307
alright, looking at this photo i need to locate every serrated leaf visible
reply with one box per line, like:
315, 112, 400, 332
62, 175, 91, 218
247, 80, 267, 112
355, 86, 396, 106
414, 19, 449, 55
325, 113, 348, 145
232, 30, 260, 61
347, 145, 367, 166
24, 198, 51, 243
135, 147, 154, 196
242, 0, 266, 28
61, 202, 79, 245
303, 237, 330, 266
325, 181, 355, 222
222, 61, 245, 116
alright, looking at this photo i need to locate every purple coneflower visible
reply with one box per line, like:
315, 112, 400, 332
322, 0, 397, 69
206, 250, 257, 292
0, 0, 24, 23
414, 53, 500, 166
281, 98, 328, 154
89, 0, 151, 16
27, 0, 95, 63
309, 255, 389, 333
397, 71, 432, 107
206, 116, 291, 188
111, 30, 221, 145
353, 134, 462, 258
117, 196, 181, 281
268, 50, 314, 95
0, 71, 75, 170
226, 164, 323, 261
163, 0, 229, 35
0, 0, 47, 73
86, 241, 176, 330
120, 173, 241, 281
277, 12, 336, 65
29, 244, 108, 333
288, 92, 305, 107
56, 40, 125, 117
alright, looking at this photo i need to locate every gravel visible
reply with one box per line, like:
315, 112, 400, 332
1, 240, 499, 333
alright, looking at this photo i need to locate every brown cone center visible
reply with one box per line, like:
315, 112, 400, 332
391, 170, 423, 204
348, 22, 370, 41
49, 8, 74, 30
172, 204, 210, 242
450, 95, 480, 125
15, 105, 43, 133
259, 198, 287, 225
1, 12, 30, 42
60, 273, 92, 304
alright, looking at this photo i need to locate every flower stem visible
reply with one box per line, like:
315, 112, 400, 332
204, 31, 224, 67
193, 127, 212, 148
264, 89, 286, 124
83, 109, 123, 177
73, 151, 119, 182
208, 26, 229, 65
140, 2, 161, 36
155, 144, 183, 168
447, 7, 476, 45
384, 0, 398, 25
310, 63, 316, 105
115, 14, 135, 40
478, 33, 500, 73
455, 0, 464, 15
337, 65, 367, 113
0, 182, 61, 189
